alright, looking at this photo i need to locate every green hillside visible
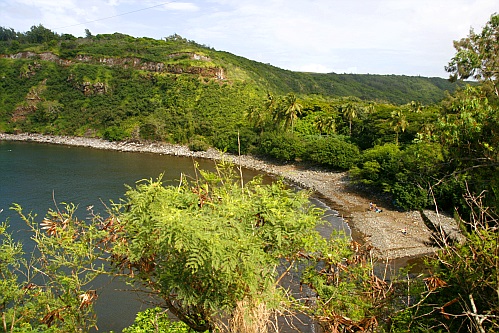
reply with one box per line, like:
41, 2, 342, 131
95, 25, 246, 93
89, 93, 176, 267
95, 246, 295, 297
0, 26, 464, 143
213, 51, 461, 104
0, 26, 461, 103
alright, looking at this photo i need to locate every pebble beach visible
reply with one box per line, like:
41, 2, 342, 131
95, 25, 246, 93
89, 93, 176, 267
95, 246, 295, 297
1, 133, 440, 260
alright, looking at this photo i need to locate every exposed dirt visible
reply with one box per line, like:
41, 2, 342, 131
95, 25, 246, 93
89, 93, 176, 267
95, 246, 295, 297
263, 163, 437, 261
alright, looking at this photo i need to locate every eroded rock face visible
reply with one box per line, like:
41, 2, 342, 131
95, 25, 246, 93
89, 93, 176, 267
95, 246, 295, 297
78, 82, 108, 96
4, 51, 38, 59
2, 52, 225, 80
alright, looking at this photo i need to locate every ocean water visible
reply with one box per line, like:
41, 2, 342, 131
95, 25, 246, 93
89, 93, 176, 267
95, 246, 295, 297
0, 140, 347, 332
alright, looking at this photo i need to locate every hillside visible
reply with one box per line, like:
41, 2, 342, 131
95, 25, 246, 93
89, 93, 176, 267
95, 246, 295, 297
214, 51, 461, 104
0, 28, 461, 105
0, 26, 465, 149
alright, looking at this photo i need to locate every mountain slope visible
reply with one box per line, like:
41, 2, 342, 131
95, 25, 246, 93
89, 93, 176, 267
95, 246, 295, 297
0, 30, 462, 105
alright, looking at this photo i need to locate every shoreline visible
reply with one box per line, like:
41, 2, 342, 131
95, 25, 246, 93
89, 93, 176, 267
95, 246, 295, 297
0, 132, 437, 260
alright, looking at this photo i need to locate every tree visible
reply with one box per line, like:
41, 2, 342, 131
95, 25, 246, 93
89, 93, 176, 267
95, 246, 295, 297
246, 105, 268, 135
434, 85, 499, 211
341, 102, 358, 136
0, 27, 17, 41
314, 113, 336, 135
390, 109, 409, 145
110, 161, 325, 332
25, 24, 58, 44
275, 93, 302, 132
446, 13, 499, 97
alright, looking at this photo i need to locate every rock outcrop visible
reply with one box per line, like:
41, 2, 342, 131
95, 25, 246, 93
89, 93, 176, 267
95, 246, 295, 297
2, 52, 225, 80
421, 209, 465, 244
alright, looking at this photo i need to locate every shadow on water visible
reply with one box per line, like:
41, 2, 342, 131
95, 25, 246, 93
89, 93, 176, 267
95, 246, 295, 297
0, 140, 363, 332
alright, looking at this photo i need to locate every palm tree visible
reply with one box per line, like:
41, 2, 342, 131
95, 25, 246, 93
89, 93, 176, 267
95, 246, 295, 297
264, 92, 277, 114
364, 102, 376, 115
314, 114, 336, 135
409, 100, 423, 113
246, 105, 267, 135
278, 93, 302, 132
390, 110, 409, 144
342, 103, 358, 136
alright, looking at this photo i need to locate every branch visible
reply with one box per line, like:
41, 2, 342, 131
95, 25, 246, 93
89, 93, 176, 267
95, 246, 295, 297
275, 259, 296, 286
431, 162, 499, 188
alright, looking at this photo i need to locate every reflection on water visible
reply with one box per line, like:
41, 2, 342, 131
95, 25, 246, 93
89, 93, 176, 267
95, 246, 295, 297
0, 140, 350, 332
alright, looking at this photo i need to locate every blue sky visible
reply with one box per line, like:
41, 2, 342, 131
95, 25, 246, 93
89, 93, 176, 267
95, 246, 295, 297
0, 0, 497, 77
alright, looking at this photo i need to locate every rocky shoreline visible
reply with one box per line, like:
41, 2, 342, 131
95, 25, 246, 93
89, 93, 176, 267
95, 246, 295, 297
1, 133, 441, 261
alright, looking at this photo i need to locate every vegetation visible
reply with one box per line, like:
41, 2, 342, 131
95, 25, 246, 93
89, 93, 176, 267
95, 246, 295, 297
0, 12, 498, 333
0, 204, 108, 332
111, 162, 324, 331
123, 308, 203, 333
0, 163, 387, 332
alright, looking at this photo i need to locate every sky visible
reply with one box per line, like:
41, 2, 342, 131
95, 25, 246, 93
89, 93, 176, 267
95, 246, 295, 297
0, 0, 497, 78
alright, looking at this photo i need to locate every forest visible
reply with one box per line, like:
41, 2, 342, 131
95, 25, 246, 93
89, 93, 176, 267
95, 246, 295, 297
0, 13, 498, 332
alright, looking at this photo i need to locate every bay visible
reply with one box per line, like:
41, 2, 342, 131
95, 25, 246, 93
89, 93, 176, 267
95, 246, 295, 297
0, 140, 347, 332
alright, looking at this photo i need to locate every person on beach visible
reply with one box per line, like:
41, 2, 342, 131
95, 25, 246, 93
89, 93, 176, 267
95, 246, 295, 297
369, 202, 382, 213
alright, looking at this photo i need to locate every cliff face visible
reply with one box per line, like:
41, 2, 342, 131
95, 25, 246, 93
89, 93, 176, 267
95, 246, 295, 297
1, 52, 225, 80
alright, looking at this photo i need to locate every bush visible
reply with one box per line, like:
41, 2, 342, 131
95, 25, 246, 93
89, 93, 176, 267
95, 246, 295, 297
211, 127, 258, 154
391, 193, 499, 332
139, 123, 160, 141
103, 126, 128, 141
188, 136, 210, 152
123, 308, 203, 333
304, 135, 360, 169
257, 131, 305, 162
351, 143, 401, 188
391, 181, 430, 211
111, 164, 326, 331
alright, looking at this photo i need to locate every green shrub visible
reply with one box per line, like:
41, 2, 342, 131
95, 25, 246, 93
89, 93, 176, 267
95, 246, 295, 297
103, 126, 128, 141
304, 135, 360, 169
257, 131, 305, 162
139, 123, 161, 141
391, 181, 430, 211
123, 307, 204, 333
211, 127, 257, 154
351, 143, 401, 188
188, 137, 210, 152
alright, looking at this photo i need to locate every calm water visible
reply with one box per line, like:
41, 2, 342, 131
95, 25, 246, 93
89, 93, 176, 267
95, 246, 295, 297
0, 140, 347, 332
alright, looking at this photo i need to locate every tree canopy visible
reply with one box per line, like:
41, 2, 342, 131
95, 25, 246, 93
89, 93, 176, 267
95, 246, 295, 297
446, 13, 499, 98
110, 161, 326, 331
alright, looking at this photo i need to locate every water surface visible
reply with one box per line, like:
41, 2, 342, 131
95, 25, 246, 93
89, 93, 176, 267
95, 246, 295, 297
0, 140, 347, 332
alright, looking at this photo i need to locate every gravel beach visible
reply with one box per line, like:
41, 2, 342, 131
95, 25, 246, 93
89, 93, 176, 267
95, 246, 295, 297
1, 133, 438, 260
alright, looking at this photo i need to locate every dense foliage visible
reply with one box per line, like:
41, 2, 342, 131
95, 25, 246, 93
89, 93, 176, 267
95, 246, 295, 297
0, 204, 108, 332
110, 162, 326, 331
0, 24, 482, 215
0, 163, 388, 333
389, 189, 499, 333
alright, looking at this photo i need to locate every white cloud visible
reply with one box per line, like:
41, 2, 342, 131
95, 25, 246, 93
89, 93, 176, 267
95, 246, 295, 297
1, 0, 497, 77
296, 63, 334, 74
163, 2, 200, 11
